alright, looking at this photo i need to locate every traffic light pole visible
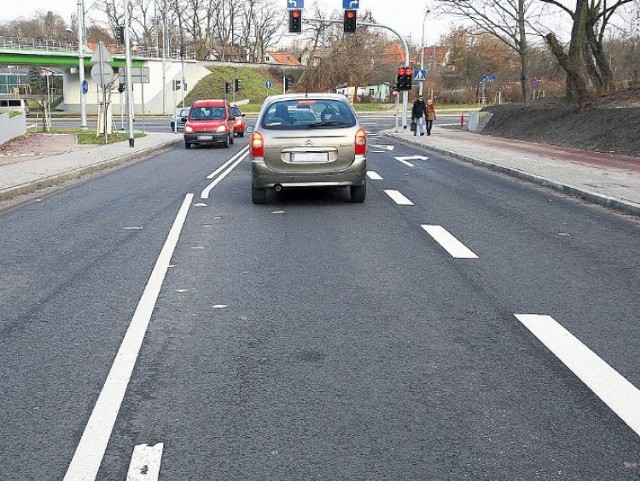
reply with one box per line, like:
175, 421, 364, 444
306, 17, 411, 130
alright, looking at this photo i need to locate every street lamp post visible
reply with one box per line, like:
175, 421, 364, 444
77, 0, 87, 129
419, 8, 430, 96
123, 0, 135, 147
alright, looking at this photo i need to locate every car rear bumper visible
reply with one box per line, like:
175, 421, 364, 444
251, 157, 366, 188
184, 133, 228, 144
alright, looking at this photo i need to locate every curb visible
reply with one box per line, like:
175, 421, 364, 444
384, 133, 640, 218
0, 138, 180, 202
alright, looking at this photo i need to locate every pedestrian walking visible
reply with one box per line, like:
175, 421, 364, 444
426, 99, 437, 135
411, 95, 427, 136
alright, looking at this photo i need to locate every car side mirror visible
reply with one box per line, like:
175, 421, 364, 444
181, 116, 187, 122
241, 113, 246, 117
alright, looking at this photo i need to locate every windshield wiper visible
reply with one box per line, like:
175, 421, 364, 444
307, 121, 352, 128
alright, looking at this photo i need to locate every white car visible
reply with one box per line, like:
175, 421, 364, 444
170, 107, 190, 131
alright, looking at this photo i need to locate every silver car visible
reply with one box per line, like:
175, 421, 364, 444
248, 93, 367, 204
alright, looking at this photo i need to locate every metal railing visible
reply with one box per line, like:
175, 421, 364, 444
0, 35, 196, 60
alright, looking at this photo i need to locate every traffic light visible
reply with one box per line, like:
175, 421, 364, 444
396, 67, 413, 91
115, 25, 125, 44
284, 76, 293, 91
344, 9, 357, 33
180, 44, 186, 57
174, 80, 181, 91
225, 81, 231, 93
234, 78, 241, 92
288, 9, 302, 33
118, 83, 125, 93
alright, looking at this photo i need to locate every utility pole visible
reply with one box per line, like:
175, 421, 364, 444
419, 8, 430, 96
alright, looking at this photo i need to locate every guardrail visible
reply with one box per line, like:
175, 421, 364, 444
0, 35, 196, 60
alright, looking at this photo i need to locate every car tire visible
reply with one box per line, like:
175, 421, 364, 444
170, 122, 175, 130
230, 133, 234, 145
350, 182, 366, 203
224, 135, 230, 148
239, 133, 244, 138
185, 142, 191, 149
252, 185, 267, 204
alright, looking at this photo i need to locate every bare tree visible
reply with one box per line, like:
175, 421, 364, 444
539, 0, 634, 110
438, 0, 543, 104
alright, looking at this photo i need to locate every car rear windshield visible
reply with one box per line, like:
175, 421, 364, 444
190, 106, 226, 120
231, 107, 242, 116
261, 99, 356, 130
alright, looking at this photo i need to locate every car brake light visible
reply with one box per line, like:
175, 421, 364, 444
355, 128, 366, 155
251, 132, 264, 157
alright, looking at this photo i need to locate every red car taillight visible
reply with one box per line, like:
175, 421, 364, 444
251, 132, 264, 157
355, 128, 366, 155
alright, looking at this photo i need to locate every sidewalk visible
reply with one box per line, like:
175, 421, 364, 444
383, 125, 640, 217
0, 132, 180, 202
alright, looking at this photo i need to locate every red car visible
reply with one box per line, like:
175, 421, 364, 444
183, 99, 234, 149
231, 105, 246, 137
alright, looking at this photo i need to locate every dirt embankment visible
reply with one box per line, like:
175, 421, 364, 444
481, 86, 640, 158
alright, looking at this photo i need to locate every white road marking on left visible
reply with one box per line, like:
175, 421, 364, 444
126, 443, 164, 481
367, 171, 383, 180
421, 225, 478, 258
124, 227, 144, 230
384, 190, 414, 205
515, 314, 640, 437
396, 155, 429, 162
63, 194, 193, 481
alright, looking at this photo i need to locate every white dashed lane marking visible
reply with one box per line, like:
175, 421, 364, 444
384, 189, 414, 205
367, 171, 383, 180
126, 443, 164, 480
420, 225, 478, 259
515, 314, 640, 437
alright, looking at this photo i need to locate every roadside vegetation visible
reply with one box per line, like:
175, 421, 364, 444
29, 128, 145, 145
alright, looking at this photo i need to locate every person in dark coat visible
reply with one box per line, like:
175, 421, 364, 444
411, 95, 427, 136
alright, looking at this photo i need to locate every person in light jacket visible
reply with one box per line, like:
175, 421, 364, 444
410, 95, 427, 136
426, 99, 437, 135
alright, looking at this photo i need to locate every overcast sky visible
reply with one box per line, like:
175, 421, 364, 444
0, 0, 458, 45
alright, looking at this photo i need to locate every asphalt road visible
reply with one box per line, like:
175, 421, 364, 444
1, 120, 639, 480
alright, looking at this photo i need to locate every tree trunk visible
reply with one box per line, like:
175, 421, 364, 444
546, 33, 590, 112
517, 0, 530, 105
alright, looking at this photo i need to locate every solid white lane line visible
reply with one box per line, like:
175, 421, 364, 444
384, 189, 414, 206
63, 194, 193, 481
515, 314, 640, 437
367, 171, 383, 180
201, 150, 249, 199
126, 443, 164, 481
420, 225, 478, 258
206, 146, 249, 179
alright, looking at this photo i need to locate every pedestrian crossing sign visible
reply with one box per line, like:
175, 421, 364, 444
414, 69, 427, 82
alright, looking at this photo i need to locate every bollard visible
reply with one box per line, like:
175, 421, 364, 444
460, 113, 464, 129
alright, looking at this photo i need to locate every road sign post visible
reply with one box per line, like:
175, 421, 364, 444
90, 42, 114, 144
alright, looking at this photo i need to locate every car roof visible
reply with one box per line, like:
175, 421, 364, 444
192, 99, 227, 107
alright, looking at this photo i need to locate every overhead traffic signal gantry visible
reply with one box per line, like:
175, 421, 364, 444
289, 9, 302, 33
344, 9, 357, 33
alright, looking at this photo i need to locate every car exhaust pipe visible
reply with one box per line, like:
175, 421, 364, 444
274, 184, 283, 192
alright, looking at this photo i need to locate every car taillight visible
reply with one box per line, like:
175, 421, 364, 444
235, 118, 242, 125
355, 128, 366, 155
251, 132, 264, 157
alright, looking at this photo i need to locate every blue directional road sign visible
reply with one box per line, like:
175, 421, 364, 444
413, 69, 427, 82
81, 79, 88, 94
265, 80, 273, 89
343, 0, 359, 8
482, 74, 497, 81
287, 0, 304, 8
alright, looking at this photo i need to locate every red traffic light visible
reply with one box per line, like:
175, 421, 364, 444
292, 10, 300, 18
